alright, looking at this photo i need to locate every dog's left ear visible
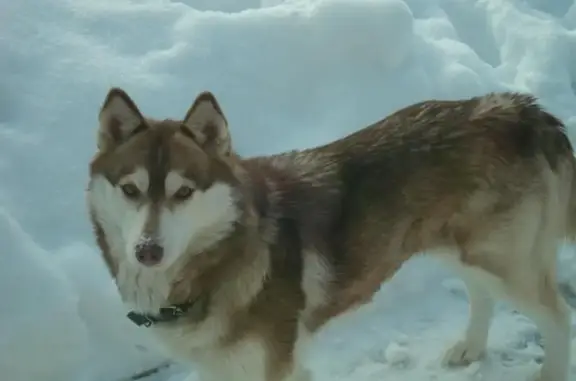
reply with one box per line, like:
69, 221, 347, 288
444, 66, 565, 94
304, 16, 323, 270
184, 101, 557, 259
182, 91, 231, 156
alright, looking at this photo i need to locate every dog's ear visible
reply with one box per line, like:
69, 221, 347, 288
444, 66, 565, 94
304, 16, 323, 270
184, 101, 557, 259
181, 91, 230, 156
97, 87, 146, 151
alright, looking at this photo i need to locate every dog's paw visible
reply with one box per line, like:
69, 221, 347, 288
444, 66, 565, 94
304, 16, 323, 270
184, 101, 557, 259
442, 340, 485, 367
528, 369, 569, 381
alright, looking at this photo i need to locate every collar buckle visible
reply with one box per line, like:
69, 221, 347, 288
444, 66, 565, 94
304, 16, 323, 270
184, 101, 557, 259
126, 295, 210, 328
126, 300, 196, 328
159, 305, 186, 317
126, 311, 156, 327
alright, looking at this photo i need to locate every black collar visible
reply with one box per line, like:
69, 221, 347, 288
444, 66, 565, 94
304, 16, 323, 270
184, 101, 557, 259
126, 296, 209, 327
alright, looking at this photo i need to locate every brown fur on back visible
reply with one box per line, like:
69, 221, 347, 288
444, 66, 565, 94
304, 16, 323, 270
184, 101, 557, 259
240, 92, 574, 329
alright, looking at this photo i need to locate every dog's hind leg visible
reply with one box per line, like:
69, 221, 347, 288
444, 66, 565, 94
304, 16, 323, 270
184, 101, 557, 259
503, 238, 571, 381
514, 169, 573, 381
500, 185, 571, 381
443, 184, 572, 378
510, 278, 570, 381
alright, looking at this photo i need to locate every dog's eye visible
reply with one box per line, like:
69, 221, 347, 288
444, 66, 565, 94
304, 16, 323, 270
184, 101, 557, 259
120, 183, 140, 199
174, 186, 194, 201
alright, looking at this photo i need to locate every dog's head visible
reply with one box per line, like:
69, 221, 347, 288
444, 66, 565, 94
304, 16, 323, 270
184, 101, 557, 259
87, 88, 243, 271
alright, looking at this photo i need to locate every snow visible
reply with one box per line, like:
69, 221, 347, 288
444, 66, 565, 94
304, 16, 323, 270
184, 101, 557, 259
3, 0, 576, 380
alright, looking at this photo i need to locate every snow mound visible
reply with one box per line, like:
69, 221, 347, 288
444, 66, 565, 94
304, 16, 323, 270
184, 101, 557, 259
0, 210, 88, 381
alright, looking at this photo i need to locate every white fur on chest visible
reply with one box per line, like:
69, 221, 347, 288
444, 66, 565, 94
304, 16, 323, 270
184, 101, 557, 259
192, 339, 267, 381
154, 321, 313, 381
172, 334, 311, 381
116, 263, 172, 314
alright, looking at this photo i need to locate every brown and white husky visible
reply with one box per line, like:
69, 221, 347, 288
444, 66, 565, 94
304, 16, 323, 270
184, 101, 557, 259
87, 88, 575, 381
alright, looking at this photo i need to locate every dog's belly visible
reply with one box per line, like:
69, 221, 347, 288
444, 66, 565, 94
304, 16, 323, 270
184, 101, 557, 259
152, 314, 229, 355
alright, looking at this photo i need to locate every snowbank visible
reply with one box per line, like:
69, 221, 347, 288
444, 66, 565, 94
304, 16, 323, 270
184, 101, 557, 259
3, 0, 576, 380
0, 210, 88, 381
56, 244, 168, 381
0, 208, 167, 381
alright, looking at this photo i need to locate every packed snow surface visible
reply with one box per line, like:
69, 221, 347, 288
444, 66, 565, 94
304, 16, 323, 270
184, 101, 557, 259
3, 0, 576, 380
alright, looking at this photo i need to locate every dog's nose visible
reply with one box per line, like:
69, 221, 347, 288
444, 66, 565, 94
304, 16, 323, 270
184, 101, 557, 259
135, 242, 164, 266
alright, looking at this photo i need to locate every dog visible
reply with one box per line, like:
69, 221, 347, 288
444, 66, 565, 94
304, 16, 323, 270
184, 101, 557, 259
87, 88, 575, 381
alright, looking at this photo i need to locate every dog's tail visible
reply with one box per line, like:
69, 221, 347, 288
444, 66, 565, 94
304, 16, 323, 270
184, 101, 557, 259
568, 156, 576, 241
558, 154, 576, 308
